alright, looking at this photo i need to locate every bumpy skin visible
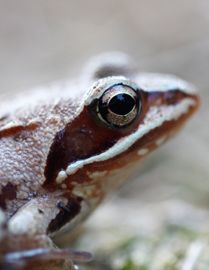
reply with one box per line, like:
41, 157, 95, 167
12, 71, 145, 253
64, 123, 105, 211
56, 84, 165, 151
0, 52, 199, 269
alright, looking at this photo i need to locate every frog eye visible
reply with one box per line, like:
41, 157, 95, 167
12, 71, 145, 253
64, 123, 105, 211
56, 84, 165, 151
97, 84, 141, 128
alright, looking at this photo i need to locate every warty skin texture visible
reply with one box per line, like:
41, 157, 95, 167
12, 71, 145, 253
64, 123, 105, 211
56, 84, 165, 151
0, 52, 199, 269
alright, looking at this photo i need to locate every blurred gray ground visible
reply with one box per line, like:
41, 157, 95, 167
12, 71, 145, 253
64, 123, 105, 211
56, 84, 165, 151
0, 1, 209, 269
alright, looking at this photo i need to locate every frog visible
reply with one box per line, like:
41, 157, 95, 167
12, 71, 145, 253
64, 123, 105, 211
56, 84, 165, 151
0, 52, 199, 270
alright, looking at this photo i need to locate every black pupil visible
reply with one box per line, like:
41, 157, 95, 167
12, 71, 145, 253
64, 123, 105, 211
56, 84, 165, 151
109, 93, 135, 115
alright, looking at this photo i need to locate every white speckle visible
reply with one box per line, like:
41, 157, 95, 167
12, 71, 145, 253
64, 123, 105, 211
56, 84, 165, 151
88, 170, 107, 180
45, 115, 62, 125
72, 189, 84, 198
137, 148, 149, 156
1, 121, 23, 131
56, 171, 68, 184
12, 179, 20, 186
156, 136, 166, 146
61, 183, 67, 189
17, 191, 28, 199
27, 118, 42, 126
73, 185, 95, 197
19, 185, 30, 193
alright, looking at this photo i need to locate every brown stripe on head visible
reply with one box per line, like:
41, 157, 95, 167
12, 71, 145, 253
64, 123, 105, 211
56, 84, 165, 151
0, 182, 17, 210
44, 78, 147, 186
47, 194, 82, 234
43, 76, 199, 188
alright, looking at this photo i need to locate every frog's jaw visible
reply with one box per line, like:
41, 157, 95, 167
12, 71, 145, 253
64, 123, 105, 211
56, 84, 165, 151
42, 75, 199, 240
45, 76, 199, 187
67, 95, 198, 196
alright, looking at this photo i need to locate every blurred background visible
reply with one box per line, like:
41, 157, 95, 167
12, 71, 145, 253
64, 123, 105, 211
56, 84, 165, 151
1, 1, 209, 269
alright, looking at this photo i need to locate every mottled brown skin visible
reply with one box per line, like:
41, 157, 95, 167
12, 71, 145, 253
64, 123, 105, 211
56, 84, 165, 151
45, 89, 198, 191
47, 195, 82, 234
0, 182, 17, 210
0, 52, 199, 269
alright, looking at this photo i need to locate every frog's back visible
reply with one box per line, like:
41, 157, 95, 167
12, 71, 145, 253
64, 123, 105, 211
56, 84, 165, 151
0, 52, 200, 270
0, 80, 83, 218
0, 51, 199, 229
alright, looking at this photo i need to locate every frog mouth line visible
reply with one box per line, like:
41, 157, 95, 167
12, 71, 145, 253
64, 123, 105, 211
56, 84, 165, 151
55, 97, 196, 184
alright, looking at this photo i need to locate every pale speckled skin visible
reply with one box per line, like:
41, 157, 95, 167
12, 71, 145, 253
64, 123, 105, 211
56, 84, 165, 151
0, 52, 199, 269
0, 99, 75, 215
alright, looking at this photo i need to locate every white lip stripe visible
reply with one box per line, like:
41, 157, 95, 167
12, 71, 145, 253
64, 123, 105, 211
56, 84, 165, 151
56, 171, 68, 184
66, 98, 195, 176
